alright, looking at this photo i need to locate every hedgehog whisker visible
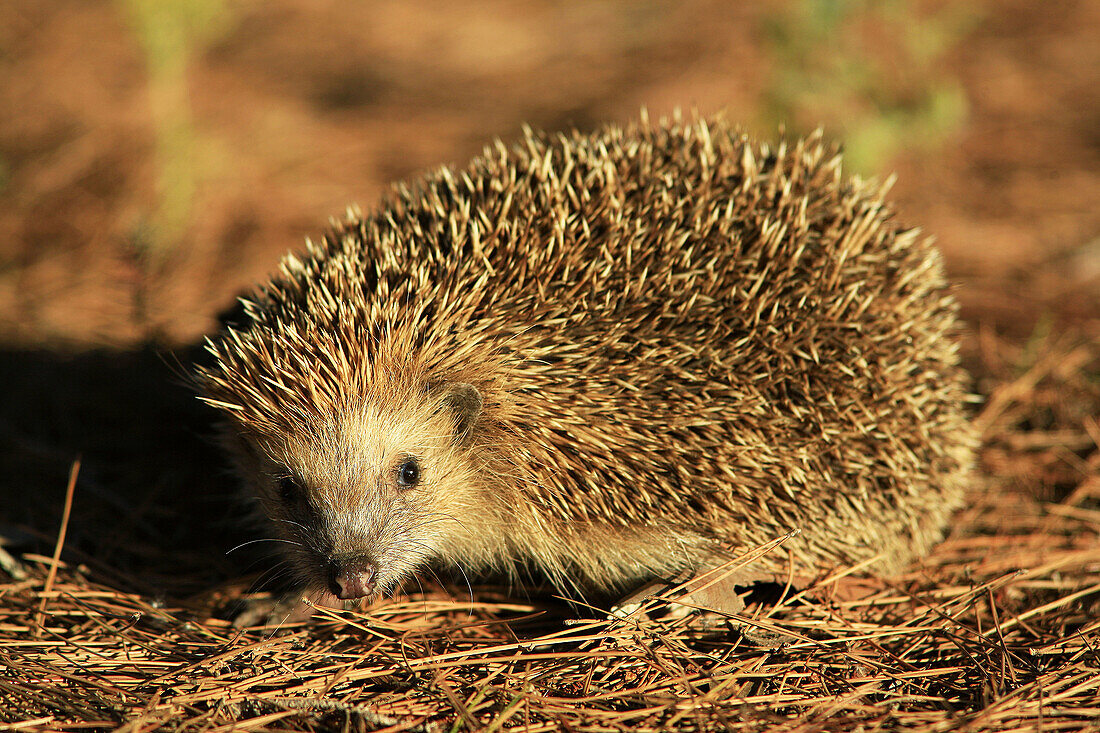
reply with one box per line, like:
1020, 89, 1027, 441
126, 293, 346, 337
451, 561, 475, 612
406, 512, 463, 534
275, 518, 312, 536
411, 569, 427, 603
236, 546, 296, 578
420, 510, 469, 534
245, 558, 293, 595
419, 564, 445, 594
226, 538, 303, 555
392, 537, 439, 561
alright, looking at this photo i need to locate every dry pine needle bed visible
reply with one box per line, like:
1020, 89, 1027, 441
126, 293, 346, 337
1, 323, 1098, 732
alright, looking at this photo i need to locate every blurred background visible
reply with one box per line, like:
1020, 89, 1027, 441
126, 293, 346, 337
1, 0, 1097, 596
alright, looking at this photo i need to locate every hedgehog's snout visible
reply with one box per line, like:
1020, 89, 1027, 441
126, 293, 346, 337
326, 556, 378, 600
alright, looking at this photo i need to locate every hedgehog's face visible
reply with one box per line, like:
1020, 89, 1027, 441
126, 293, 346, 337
233, 382, 485, 606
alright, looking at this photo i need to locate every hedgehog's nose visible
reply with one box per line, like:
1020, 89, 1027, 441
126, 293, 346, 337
328, 559, 377, 599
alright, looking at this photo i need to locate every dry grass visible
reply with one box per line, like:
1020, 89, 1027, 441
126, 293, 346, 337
1, 320, 1098, 732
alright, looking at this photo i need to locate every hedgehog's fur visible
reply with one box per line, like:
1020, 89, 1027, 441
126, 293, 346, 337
198, 112, 975, 604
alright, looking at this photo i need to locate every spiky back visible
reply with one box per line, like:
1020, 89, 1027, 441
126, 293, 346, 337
199, 114, 972, 570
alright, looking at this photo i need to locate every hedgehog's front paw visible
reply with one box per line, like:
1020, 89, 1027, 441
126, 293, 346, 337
232, 592, 317, 631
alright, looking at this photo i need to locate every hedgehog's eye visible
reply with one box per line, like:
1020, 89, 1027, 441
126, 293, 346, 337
396, 458, 421, 489
277, 476, 303, 504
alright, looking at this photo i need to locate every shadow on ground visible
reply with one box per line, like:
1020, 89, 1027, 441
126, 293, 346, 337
0, 344, 254, 598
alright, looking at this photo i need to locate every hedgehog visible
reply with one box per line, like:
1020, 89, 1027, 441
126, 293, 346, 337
197, 112, 975, 611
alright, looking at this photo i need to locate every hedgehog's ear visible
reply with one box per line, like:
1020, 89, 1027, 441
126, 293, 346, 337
437, 382, 483, 444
